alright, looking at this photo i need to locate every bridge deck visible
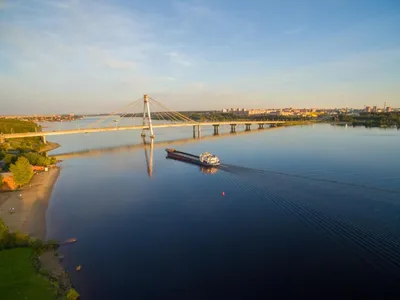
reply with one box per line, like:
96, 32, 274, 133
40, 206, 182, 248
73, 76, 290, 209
2, 121, 285, 139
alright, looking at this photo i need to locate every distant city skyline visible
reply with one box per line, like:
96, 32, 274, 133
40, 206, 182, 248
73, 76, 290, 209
1, 102, 397, 117
0, 0, 399, 114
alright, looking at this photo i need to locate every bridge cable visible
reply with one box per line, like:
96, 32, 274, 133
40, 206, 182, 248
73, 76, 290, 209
149, 102, 169, 124
148, 96, 192, 122
116, 100, 143, 126
101, 98, 143, 127
149, 101, 184, 123
149, 100, 181, 123
154, 106, 181, 123
85, 98, 142, 129
150, 101, 193, 124
150, 98, 195, 123
148, 102, 165, 123
106, 100, 142, 128
149, 97, 196, 123
85, 98, 141, 129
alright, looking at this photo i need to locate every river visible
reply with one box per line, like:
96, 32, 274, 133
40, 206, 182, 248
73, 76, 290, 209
41, 119, 400, 299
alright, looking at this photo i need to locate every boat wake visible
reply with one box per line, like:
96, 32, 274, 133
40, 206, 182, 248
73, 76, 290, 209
219, 163, 400, 195
218, 170, 400, 285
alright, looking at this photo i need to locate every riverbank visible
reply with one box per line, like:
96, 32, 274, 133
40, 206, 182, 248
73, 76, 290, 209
0, 167, 60, 240
0, 166, 79, 299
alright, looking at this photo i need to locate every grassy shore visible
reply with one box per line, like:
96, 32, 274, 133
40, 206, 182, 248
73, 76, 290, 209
0, 248, 57, 300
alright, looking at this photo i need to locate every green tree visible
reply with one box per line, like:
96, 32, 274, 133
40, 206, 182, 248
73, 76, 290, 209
10, 157, 33, 187
0, 150, 5, 160
23, 153, 39, 165
2, 154, 16, 171
22, 152, 53, 166
3, 154, 16, 165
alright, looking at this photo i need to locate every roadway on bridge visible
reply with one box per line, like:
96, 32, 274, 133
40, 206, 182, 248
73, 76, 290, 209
2, 121, 285, 139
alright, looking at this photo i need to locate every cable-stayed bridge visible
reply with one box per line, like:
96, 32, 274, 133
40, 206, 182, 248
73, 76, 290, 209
1, 95, 285, 143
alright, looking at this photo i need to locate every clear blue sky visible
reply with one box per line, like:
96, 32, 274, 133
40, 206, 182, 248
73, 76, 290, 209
0, 0, 399, 114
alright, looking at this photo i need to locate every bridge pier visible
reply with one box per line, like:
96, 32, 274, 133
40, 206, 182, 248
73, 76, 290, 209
193, 125, 201, 138
41, 135, 47, 144
258, 123, 264, 129
245, 124, 251, 131
213, 124, 220, 135
230, 124, 236, 133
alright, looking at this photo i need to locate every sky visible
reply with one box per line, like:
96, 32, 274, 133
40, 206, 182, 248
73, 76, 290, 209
0, 0, 399, 114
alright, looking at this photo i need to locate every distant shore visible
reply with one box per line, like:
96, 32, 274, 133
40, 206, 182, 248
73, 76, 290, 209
0, 167, 60, 240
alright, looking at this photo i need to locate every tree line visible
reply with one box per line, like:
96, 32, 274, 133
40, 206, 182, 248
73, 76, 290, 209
339, 112, 400, 128
0, 119, 41, 134
1, 119, 46, 152
1, 152, 56, 187
184, 112, 315, 122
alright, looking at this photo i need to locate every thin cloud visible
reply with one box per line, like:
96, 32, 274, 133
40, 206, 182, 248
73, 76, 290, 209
38, 0, 72, 9
106, 59, 135, 70
172, 1, 219, 20
166, 51, 193, 66
283, 26, 306, 35
87, 47, 136, 70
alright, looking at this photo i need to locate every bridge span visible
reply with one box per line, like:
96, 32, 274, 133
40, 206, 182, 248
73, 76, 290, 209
0, 95, 285, 143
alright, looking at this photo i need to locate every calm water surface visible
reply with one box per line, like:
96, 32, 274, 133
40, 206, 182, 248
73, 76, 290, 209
43, 122, 400, 299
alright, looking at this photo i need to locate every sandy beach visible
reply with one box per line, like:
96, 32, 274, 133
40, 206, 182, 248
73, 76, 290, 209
0, 167, 60, 240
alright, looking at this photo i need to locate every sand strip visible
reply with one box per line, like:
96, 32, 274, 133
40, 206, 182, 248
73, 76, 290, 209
0, 167, 60, 240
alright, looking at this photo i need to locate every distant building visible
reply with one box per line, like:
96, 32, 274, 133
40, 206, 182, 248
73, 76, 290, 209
372, 106, 377, 113
365, 106, 371, 113
386, 107, 393, 112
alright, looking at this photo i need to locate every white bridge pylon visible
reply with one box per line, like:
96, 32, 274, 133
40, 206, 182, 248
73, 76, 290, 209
84, 94, 197, 139
140, 94, 196, 139
141, 94, 154, 138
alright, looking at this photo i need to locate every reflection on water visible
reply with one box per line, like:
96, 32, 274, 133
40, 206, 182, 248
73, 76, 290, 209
142, 137, 153, 178
200, 166, 219, 175
51, 125, 284, 159
46, 124, 400, 299
51, 127, 274, 179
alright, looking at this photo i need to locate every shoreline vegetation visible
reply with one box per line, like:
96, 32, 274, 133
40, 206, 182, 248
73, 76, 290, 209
0, 168, 79, 300
0, 118, 78, 299
0, 222, 79, 300
336, 112, 400, 128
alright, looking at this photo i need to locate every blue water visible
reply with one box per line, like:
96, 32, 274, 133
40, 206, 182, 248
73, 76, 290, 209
45, 123, 400, 299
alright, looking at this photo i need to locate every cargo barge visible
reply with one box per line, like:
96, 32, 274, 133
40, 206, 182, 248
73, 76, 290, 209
165, 148, 220, 167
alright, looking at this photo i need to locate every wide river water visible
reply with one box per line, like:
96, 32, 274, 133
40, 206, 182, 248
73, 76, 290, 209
42, 118, 400, 299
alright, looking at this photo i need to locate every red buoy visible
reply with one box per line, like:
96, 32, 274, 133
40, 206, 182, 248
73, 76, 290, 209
222, 192, 225, 196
